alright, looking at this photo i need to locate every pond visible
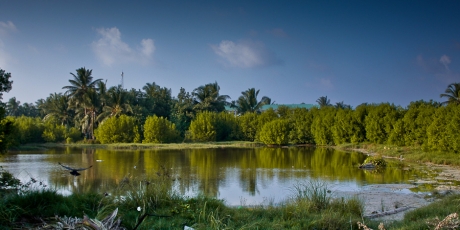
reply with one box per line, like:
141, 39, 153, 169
0, 147, 433, 205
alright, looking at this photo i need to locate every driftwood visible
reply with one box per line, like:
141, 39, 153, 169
364, 206, 413, 219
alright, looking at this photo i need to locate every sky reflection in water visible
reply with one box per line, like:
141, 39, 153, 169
0, 147, 426, 205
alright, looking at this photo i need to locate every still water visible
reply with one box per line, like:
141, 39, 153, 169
0, 147, 427, 205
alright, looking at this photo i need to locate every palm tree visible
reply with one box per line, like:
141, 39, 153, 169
334, 101, 352, 109
142, 82, 172, 118
440, 83, 460, 105
192, 82, 230, 112
97, 85, 133, 122
74, 89, 101, 139
236, 88, 271, 114
62, 67, 103, 109
42, 93, 74, 126
6, 97, 20, 116
316, 96, 331, 108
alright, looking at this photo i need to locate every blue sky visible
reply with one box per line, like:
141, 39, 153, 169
1, 1, 459, 107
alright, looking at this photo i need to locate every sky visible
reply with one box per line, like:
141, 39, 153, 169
1, 0, 460, 108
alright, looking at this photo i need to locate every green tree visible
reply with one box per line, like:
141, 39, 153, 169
238, 112, 259, 141
94, 115, 140, 144
62, 67, 103, 108
288, 108, 315, 144
259, 119, 291, 146
42, 93, 74, 126
171, 87, 195, 136
0, 69, 14, 153
311, 107, 336, 145
6, 97, 20, 116
316, 96, 331, 108
440, 83, 460, 105
143, 115, 180, 143
142, 82, 172, 118
0, 69, 13, 100
192, 82, 230, 113
98, 85, 133, 122
236, 88, 271, 114
188, 111, 218, 142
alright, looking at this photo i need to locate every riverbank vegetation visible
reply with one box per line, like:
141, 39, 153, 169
3, 67, 460, 157
1, 166, 459, 229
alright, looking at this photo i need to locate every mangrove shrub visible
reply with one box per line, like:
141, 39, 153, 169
259, 119, 291, 145
143, 115, 180, 143
94, 115, 140, 144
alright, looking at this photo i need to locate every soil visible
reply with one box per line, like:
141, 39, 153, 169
341, 148, 460, 222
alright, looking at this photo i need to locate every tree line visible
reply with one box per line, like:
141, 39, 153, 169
2, 67, 460, 152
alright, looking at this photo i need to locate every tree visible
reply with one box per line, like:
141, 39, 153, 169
259, 119, 291, 146
192, 82, 230, 113
143, 115, 180, 143
0, 69, 13, 100
6, 97, 20, 116
94, 115, 140, 144
142, 82, 172, 118
42, 93, 74, 126
0, 68, 14, 153
440, 83, 460, 105
97, 85, 133, 122
316, 96, 331, 108
236, 88, 271, 114
62, 67, 103, 110
334, 101, 352, 109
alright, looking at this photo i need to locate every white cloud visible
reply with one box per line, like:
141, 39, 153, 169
0, 21, 17, 36
0, 40, 12, 69
211, 40, 280, 68
92, 27, 155, 66
440, 55, 451, 70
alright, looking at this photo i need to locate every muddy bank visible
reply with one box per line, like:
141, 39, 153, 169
340, 148, 460, 221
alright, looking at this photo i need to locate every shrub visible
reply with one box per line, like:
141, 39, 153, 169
94, 115, 139, 144
188, 112, 240, 142
289, 108, 315, 144
238, 112, 258, 141
188, 111, 217, 142
143, 115, 180, 143
259, 119, 291, 146
13, 116, 44, 144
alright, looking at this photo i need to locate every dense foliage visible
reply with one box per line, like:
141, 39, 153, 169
94, 115, 140, 144
143, 115, 180, 143
3, 66, 460, 152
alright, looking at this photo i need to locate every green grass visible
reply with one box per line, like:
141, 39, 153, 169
336, 142, 460, 166
11, 141, 265, 152
0, 177, 367, 229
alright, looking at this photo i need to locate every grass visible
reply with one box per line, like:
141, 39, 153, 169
2, 173, 460, 229
0, 175, 369, 229
336, 142, 460, 166
11, 141, 265, 152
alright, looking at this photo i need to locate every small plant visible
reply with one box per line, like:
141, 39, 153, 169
363, 155, 387, 167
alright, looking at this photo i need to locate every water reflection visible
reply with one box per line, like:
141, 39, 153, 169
0, 147, 424, 205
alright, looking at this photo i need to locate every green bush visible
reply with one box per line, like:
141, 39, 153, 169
13, 116, 44, 144
143, 115, 180, 143
188, 112, 241, 142
42, 118, 66, 142
289, 108, 315, 144
94, 115, 140, 144
311, 107, 336, 145
259, 119, 291, 145
188, 111, 217, 142
238, 112, 259, 141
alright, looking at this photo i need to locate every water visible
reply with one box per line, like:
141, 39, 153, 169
0, 147, 426, 205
